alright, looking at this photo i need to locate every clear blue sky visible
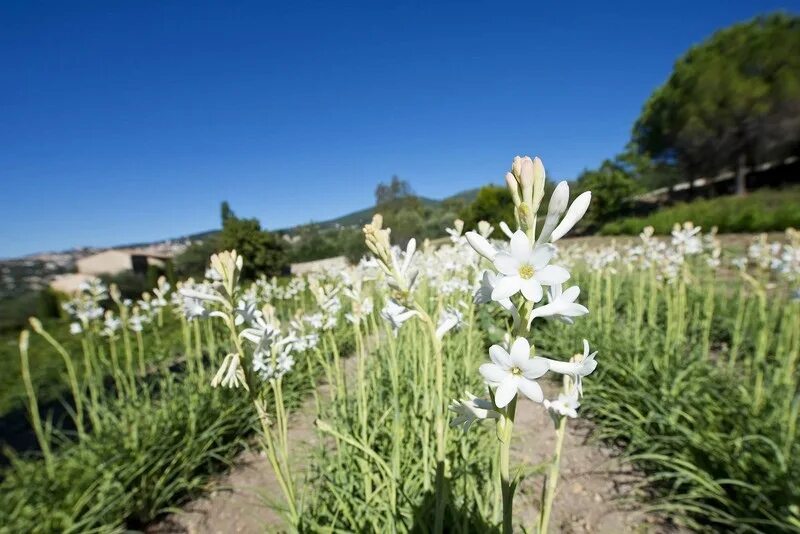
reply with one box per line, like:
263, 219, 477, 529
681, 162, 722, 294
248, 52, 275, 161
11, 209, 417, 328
0, 0, 794, 257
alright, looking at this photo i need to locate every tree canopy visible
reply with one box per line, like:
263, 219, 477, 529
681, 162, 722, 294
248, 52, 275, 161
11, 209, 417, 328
633, 13, 800, 193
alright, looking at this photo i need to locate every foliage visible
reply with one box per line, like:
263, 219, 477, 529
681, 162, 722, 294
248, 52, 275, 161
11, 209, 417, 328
537, 265, 800, 532
375, 175, 415, 206
174, 236, 221, 279
219, 209, 288, 280
601, 186, 800, 235
633, 13, 800, 191
574, 160, 643, 228
459, 185, 516, 231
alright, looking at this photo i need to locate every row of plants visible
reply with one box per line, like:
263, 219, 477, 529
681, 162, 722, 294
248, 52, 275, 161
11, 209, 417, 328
601, 186, 800, 235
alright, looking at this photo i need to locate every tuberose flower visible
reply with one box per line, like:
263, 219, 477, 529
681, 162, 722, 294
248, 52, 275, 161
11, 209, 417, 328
491, 231, 570, 303
449, 392, 501, 431
528, 284, 588, 326
543, 339, 598, 397
479, 337, 549, 408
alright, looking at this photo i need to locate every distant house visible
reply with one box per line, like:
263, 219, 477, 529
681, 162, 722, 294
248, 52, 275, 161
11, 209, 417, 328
76, 248, 173, 277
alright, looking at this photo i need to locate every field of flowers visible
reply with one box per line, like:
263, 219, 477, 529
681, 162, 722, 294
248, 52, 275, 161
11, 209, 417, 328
1, 156, 799, 533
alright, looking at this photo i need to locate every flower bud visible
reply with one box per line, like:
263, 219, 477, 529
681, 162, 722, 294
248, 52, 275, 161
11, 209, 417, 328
28, 317, 43, 333
531, 156, 546, 214
19, 330, 30, 352
505, 172, 521, 206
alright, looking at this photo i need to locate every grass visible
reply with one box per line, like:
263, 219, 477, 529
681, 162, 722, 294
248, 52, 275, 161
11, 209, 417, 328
601, 186, 800, 235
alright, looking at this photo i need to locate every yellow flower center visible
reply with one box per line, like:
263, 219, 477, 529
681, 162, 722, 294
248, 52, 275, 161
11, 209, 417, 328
518, 264, 535, 279
511, 366, 523, 376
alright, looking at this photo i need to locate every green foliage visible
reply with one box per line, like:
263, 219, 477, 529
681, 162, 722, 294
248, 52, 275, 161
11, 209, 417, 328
601, 186, 800, 234
220, 213, 288, 280
174, 236, 221, 279
574, 161, 643, 228
375, 175, 414, 206
460, 185, 516, 231
537, 267, 800, 531
633, 13, 800, 185
100, 271, 150, 300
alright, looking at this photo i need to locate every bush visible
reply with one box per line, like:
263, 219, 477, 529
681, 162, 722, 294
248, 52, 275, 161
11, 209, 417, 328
601, 186, 800, 235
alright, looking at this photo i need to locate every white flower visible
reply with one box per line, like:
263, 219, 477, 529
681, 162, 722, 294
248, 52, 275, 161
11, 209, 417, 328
544, 339, 598, 397
479, 337, 549, 408
491, 231, 570, 303
211, 353, 249, 390
69, 322, 82, 335
234, 299, 262, 326
465, 231, 498, 261
528, 284, 589, 326
435, 307, 465, 339
381, 300, 418, 335
445, 219, 465, 244
477, 220, 494, 238
543, 386, 580, 419
449, 392, 501, 431
548, 190, 592, 243
474, 270, 520, 325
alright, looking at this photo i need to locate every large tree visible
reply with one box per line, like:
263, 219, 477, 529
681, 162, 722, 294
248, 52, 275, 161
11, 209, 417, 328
633, 13, 800, 194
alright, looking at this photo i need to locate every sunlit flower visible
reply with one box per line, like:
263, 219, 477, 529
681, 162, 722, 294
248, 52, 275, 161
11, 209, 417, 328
543, 386, 580, 419
381, 300, 418, 335
211, 353, 249, 390
449, 392, 501, 431
528, 284, 588, 326
435, 306, 465, 339
479, 337, 549, 408
544, 339, 598, 397
491, 231, 570, 302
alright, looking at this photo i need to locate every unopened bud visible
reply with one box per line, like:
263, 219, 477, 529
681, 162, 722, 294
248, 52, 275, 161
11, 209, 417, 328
28, 317, 43, 333
19, 330, 30, 352
505, 172, 521, 206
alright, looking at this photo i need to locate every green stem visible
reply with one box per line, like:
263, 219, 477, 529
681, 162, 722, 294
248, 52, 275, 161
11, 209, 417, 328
499, 396, 517, 534
539, 414, 567, 534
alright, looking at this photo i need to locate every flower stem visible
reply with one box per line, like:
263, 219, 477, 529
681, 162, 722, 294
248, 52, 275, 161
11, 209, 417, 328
499, 396, 517, 534
539, 414, 567, 534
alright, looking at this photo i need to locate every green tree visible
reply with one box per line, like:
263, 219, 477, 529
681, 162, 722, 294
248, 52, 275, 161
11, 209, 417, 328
575, 160, 642, 227
219, 211, 287, 280
633, 13, 800, 194
460, 185, 516, 230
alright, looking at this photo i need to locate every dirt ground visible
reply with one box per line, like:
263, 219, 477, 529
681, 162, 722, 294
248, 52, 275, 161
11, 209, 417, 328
150, 377, 680, 534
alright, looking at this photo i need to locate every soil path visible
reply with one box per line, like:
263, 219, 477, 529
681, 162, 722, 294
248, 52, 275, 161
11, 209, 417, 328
150, 367, 678, 534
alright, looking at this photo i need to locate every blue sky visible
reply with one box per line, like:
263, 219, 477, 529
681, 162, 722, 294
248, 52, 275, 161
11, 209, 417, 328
0, 0, 794, 257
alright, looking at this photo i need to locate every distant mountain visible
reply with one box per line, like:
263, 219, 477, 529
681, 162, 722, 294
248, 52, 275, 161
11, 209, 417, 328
280, 187, 483, 232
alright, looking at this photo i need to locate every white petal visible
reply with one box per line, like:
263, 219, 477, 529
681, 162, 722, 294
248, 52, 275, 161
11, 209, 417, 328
494, 253, 520, 275
499, 221, 514, 239
489, 345, 512, 368
530, 244, 556, 269
494, 376, 519, 408
509, 337, 530, 365
520, 278, 544, 302
560, 285, 580, 303
535, 265, 570, 285
550, 191, 591, 242
510, 230, 531, 261
402, 238, 416, 273
517, 378, 544, 403
491, 276, 521, 300
583, 339, 590, 358
561, 303, 589, 317
465, 232, 497, 261
522, 356, 549, 379
480, 363, 508, 384
536, 181, 570, 245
